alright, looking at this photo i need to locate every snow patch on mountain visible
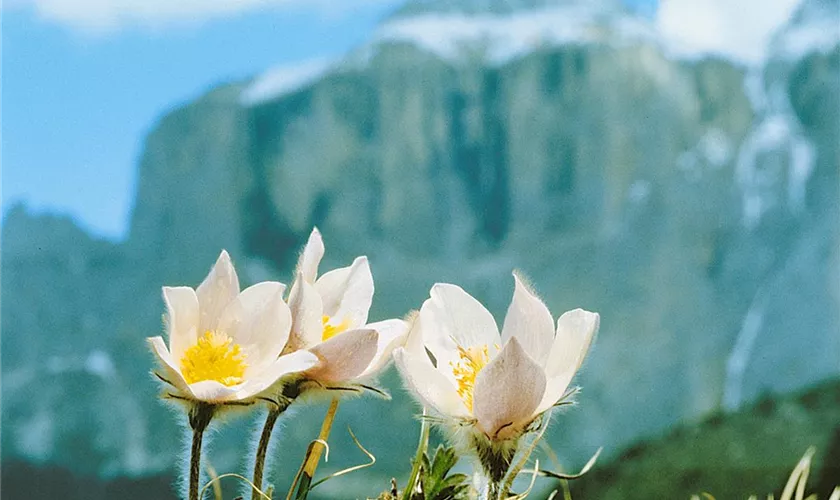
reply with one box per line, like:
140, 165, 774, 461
774, 20, 840, 60
372, 5, 657, 64
242, 0, 837, 106
735, 114, 815, 228
240, 57, 335, 105
771, 0, 840, 61
677, 128, 734, 181
656, 0, 804, 65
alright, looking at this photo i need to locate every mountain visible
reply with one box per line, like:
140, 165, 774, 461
2, 0, 838, 495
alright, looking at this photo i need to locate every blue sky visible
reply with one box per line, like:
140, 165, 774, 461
2, 1, 401, 240
3, 0, 799, 241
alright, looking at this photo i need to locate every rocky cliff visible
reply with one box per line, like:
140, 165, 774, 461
2, 0, 838, 493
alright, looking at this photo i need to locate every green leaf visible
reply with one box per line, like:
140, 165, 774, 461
419, 445, 472, 500
430, 445, 459, 480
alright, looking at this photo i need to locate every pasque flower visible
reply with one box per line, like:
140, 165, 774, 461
284, 228, 408, 389
147, 250, 319, 500
394, 274, 599, 487
251, 229, 407, 500
147, 250, 318, 405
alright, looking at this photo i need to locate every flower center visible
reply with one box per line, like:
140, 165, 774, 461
180, 331, 247, 386
321, 315, 351, 342
450, 345, 490, 413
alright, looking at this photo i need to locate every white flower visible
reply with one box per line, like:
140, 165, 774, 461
395, 274, 599, 441
284, 228, 408, 387
147, 250, 318, 404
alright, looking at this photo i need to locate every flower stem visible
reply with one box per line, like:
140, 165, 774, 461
291, 398, 340, 500
188, 403, 215, 500
485, 480, 502, 500
472, 435, 516, 500
251, 405, 284, 500
401, 408, 430, 500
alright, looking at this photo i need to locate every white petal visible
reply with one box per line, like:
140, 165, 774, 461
196, 250, 240, 333
473, 337, 546, 440
314, 264, 352, 315
545, 309, 599, 380
287, 275, 325, 351
297, 227, 324, 284
424, 284, 500, 364
500, 273, 555, 367
399, 310, 450, 384
236, 350, 319, 400
414, 297, 458, 388
189, 380, 240, 402
536, 309, 598, 414
147, 336, 193, 397
216, 281, 290, 373
316, 256, 374, 328
358, 319, 410, 378
535, 374, 576, 416
306, 328, 379, 383
402, 311, 424, 356
162, 286, 199, 362
393, 348, 469, 418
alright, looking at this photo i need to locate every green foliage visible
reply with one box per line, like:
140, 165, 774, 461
690, 447, 840, 500
412, 445, 472, 500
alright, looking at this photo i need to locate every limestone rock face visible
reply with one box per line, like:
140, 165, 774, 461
1, 0, 837, 487
127, 84, 252, 279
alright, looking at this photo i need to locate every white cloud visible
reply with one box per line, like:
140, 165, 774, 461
656, 0, 804, 64
7, 0, 397, 34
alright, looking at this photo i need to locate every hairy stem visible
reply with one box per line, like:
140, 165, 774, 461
485, 480, 503, 500
401, 408, 430, 500
189, 429, 205, 500
291, 398, 340, 500
472, 435, 516, 500
188, 403, 215, 500
251, 405, 284, 500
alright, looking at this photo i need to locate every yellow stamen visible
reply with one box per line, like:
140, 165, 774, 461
321, 315, 351, 342
180, 331, 247, 386
450, 345, 491, 412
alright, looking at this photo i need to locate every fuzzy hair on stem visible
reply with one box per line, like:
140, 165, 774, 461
187, 402, 215, 500
251, 405, 283, 500
247, 378, 303, 499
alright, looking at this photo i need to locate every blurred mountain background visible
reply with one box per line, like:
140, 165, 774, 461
2, 0, 838, 498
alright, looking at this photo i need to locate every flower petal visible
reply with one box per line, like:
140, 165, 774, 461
500, 273, 555, 367
216, 281, 290, 373
425, 283, 500, 360
545, 309, 599, 380
316, 256, 374, 328
403, 310, 426, 357
536, 309, 599, 414
162, 286, 199, 362
313, 265, 352, 314
196, 250, 240, 333
393, 348, 469, 418
410, 298, 458, 390
286, 274, 325, 352
535, 374, 576, 416
359, 319, 410, 378
147, 336, 193, 397
306, 328, 379, 383
413, 295, 463, 389
236, 350, 319, 400
297, 227, 324, 284
472, 337, 546, 440
189, 380, 240, 402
